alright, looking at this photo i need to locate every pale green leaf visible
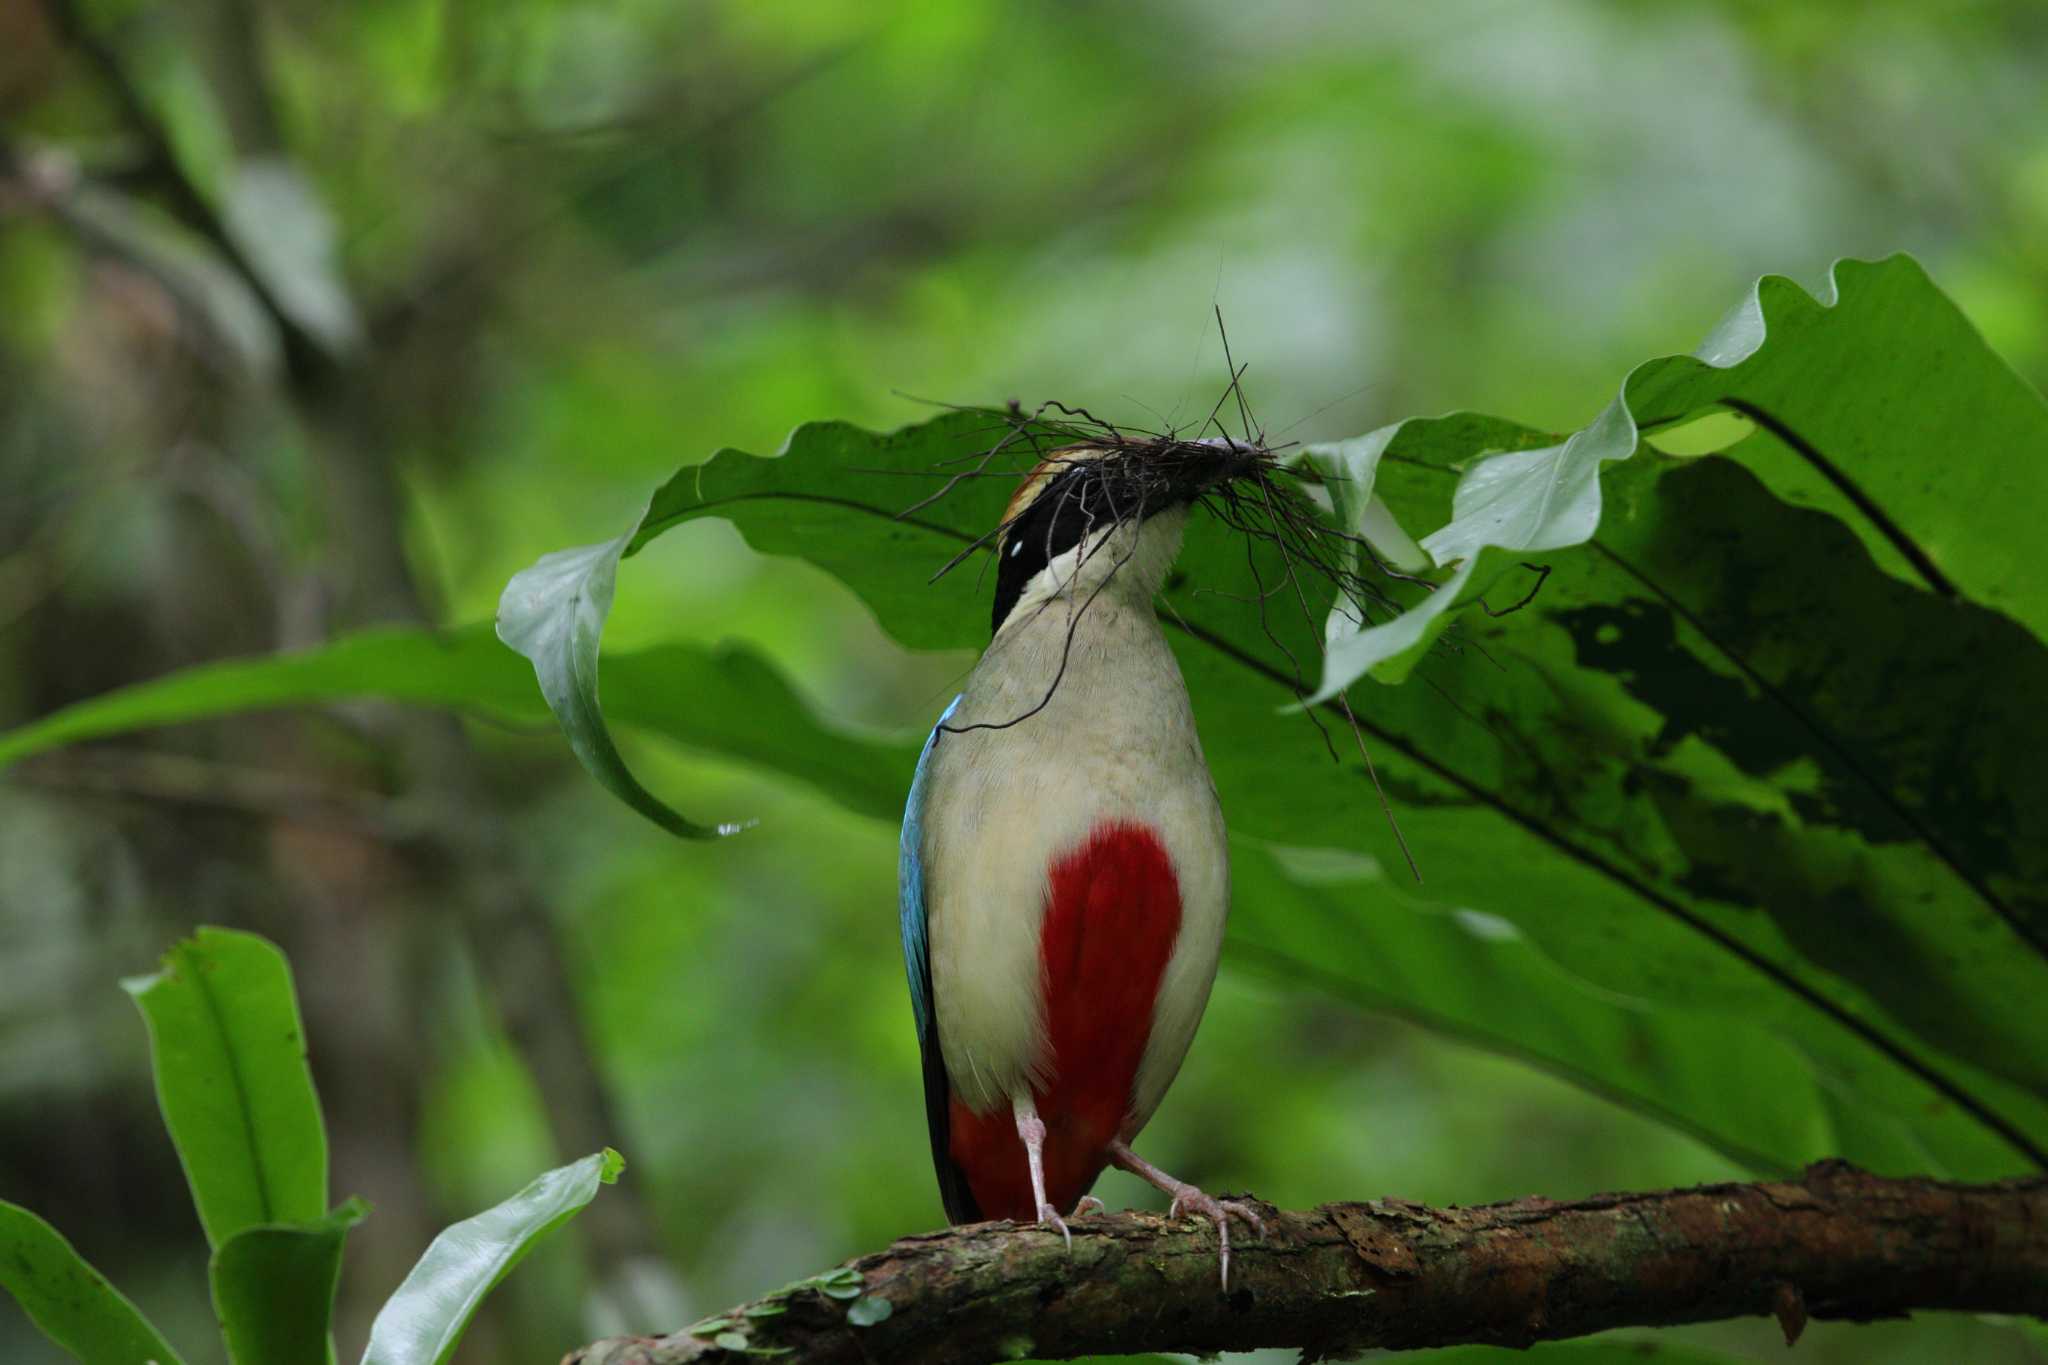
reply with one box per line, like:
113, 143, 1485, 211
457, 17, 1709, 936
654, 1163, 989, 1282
358, 1148, 623, 1365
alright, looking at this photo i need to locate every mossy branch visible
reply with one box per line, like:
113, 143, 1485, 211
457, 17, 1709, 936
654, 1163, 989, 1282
566, 1161, 2048, 1364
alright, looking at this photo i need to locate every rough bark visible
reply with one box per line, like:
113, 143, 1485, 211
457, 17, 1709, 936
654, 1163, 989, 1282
565, 1162, 2048, 1365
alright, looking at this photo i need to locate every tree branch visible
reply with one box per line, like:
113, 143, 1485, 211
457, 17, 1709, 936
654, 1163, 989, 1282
566, 1162, 2047, 1364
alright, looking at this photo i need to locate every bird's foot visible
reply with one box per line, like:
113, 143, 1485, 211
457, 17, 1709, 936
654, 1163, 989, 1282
1072, 1195, 1107, 1218
1106, 1139, 1265, 1291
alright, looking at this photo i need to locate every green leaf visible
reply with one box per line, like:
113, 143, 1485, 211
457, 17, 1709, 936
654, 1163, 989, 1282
0, 1201, 188, 1365
1228, 841, 1826, 1175
1307, 254, 2048, 697
1190, 438, 2048, 1175
210, 1199, 368, 1365
123, 927, 328, 1248
483, 269, 2048, 1176
845, 1295, 893, 1326
358, 1148, 623, 1365
0, 626, 911, 823
1628, 254, 2048, 638
1328, 436, 2048, 1105
1572, 452, 2048, 1085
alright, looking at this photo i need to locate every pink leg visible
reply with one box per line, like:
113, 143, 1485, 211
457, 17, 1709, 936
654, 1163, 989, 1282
1011, 1093, 1072, 1250
1105, 1139, 1265, 1290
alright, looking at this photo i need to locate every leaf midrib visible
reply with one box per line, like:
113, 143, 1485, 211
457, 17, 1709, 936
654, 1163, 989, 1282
187, 945, 277, 1232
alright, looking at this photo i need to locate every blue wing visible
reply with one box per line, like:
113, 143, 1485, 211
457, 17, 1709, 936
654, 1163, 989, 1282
899, 695, 980, 1224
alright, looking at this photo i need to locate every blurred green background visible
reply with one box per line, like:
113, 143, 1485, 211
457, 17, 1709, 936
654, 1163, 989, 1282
3, 1, 2045, 1362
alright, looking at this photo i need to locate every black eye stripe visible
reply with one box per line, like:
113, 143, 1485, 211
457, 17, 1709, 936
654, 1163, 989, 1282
992, 468, 1093, 634
979, 439, 1268, 635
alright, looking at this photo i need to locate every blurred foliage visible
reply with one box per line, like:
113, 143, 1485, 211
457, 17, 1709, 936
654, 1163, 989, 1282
2, 2, 2046, 1364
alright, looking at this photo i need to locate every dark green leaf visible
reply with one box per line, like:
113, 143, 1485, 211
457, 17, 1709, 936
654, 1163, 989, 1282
211, 1199, 368, 1365
1347, 438, 2048, 1100
358, 1148, 623, 1365
0, 1201, 188, 1365
123, 927, 328, 1248
1576, 452, 2048, 1083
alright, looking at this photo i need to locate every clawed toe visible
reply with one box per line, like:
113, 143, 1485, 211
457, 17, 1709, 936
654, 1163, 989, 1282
1221, 1198, 1267, 1240
1072, 1195, 1106, 1218
1035, 1202, 1073, 1252
1167, 1191, 1266, 1290
1103, 1139, 1264, 1293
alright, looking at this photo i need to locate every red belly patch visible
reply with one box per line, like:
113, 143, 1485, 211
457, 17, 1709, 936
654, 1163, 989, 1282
949, 821, 1183, 1221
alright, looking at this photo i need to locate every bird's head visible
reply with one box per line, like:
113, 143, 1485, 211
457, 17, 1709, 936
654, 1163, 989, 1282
989, 436, 1269, 636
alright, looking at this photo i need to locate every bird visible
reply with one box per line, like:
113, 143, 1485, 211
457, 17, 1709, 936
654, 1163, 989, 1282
898, 436, 1267, 1287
